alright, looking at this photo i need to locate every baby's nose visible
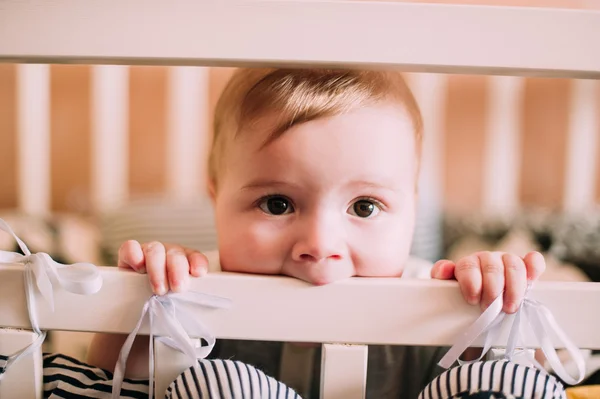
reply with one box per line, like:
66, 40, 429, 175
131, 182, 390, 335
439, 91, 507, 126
297, 251, 342, 263
291, 218, 343, 263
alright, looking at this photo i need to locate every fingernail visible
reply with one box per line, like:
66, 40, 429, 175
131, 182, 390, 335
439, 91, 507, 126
154, 282, 167, 295
468, 295, 480, 306
199, 267, 208, 277
504, 302, 518, 314
172, 278, 188, 293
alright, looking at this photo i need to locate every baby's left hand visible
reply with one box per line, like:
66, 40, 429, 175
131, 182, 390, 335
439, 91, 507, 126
431, 251, 546, 314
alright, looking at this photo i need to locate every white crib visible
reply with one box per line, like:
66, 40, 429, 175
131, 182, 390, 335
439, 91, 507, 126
0, 1, 599, 398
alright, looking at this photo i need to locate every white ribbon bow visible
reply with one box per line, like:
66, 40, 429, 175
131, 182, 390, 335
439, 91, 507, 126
438, 282, 585, 386
112, 291, 233, 399
0, 217, 103, 379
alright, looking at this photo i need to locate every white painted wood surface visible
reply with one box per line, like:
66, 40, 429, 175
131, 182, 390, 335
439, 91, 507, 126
0, 329, 42, 399
563, 79, 600, 212
91, 65, 130, 213
483, 76, 524, 216
154, 337, 199, 399
320, 344, 368, 399
166, 67, 209, 201
16, 64, 50, 216
0, 1, 599, 78
409, 73, 447, 261
1, 265, 600, 349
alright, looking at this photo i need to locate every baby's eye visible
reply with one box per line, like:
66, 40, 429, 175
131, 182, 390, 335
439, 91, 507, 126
348, 199, 381, 218
258, 196, 294, 215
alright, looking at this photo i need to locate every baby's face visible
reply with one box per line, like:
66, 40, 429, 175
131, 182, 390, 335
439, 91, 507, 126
213, 104, 418, 285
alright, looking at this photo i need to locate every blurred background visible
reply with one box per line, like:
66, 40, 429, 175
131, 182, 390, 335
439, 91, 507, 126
0, 0, 599, 359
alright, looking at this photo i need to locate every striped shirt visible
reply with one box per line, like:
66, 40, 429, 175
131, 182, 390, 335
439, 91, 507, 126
166, 360, 301, 399
43, 353, 149, 398
0, 353, 301, 398
418, 359, 567, 399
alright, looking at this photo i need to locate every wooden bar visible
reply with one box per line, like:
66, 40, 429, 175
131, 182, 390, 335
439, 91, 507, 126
1, 265, 600, 349
91, 65, 130, 213
563, 79, 600, 211
483, 76, 524, 216
166, 67, 209, 201
16, 64, 50, 216
320, 344, 368, 399
0, 329, 42, 399
0, 1, 598, 78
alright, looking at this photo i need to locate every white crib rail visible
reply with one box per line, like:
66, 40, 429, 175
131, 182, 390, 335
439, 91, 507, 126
3, 265, 600, 348
2, 265, 600, 398
0, 1, 599, 78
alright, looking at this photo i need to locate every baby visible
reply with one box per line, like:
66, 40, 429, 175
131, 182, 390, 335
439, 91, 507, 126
88, 68, 546, 397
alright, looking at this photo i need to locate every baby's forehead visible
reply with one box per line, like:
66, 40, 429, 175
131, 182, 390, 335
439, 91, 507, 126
227, 107, 418, 188
208, 69, 422, 189
236, 103, 415, 147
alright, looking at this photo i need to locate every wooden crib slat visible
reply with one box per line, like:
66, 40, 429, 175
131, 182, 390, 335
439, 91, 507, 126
408, 73, 447, 260
563, 79, 600, 212
483, 76, 524, 216
320, 344, 368, 399
166, 66, 209, 201
154, 337, 198, 398
91, 65, 130, 212
0, 1, 599, 78
2, 265, 600, 349
0, 329, 43, 399
16, 64, 50, 216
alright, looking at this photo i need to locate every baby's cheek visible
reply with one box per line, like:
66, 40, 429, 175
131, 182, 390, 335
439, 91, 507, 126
356, 249, 406, 277
218, 219, 286, 275
354, 223, 411, 277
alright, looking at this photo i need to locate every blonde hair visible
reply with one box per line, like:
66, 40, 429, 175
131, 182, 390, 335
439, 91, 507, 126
208, 68, 423, 189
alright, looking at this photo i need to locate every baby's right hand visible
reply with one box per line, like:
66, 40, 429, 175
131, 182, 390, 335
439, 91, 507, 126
117, 240, 208, 295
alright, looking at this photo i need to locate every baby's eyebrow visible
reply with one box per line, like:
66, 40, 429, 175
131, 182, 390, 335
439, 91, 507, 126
240, 179, 298, 191
345, 180, 400, 193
